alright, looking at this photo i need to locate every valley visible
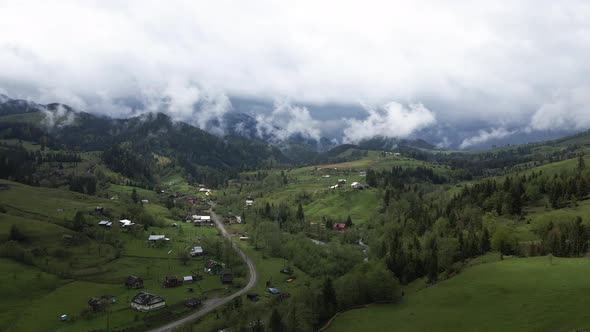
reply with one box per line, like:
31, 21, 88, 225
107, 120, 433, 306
3, 98, 590, 332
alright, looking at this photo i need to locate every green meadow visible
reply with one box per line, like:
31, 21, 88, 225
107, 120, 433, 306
328, 256, 590, 332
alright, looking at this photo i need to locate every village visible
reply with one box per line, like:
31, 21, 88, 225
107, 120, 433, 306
55, 184, 300, 327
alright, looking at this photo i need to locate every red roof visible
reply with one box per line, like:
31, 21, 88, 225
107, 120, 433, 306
333, 223, 346, 230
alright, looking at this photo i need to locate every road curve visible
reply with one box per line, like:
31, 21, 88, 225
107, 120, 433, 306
147, 209, 257, 332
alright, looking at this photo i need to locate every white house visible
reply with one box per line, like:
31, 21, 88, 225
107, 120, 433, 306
190, 246, 203, 257
148, 235, 169, 241
98, 220, 112, 227
141, 199, 149, 204
119, 219, 134, 227
130, 292, 166, 312
351, 182, 364, 189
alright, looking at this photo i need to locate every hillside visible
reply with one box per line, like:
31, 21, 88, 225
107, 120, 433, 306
0, 96, 289, 187
327, 256, 590, 332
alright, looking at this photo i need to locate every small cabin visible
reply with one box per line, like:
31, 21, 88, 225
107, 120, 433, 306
164, 275, 182, 288
125, 276, 144, 289
220, 270, 233, 284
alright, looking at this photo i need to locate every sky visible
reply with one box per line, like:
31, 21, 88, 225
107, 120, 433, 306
1, 0, 590, 148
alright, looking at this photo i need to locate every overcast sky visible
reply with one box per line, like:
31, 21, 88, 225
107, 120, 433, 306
1, 1, 590, 147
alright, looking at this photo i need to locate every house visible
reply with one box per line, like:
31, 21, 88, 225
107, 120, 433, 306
351, 182, 365, 190
141, 199, 149, 204
333, 223, 346, 231
185, 297, 202, 308
192, 215, 211, 221
246, 195, 255, 206
239, 236, 250, 241
164, 275, 182, 288
268, 287, 280, 295
119, 219, 134, 228
322, 175, 331, 178
220, 270, 233, 284
130, 292, 166, 312
98, 220, 112, 227
359, 171, 367, 177
205, 259, 225, 275
247, 293, 260, 302
337, 179, 347, 185
183, 276, 193, 284
88, 295, 115, 312
190, 246, 204, 257
125, 276, 144, 289
199, 188, 211, 193
148, 235, 169, 241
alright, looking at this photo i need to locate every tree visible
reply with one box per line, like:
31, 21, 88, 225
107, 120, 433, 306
578, 154, 586, 173
165, 196, 174, 209
131, 188, 138, 204
345, 215, 353, 228
269, 308, 284, 332
491, 228, 517, 255
9, 224, 26, 242
322, 277, 337, 310
73, 211, 86, 232
178, 251, 190, 266
296, 203, 304, 222
480, 228, 491, 252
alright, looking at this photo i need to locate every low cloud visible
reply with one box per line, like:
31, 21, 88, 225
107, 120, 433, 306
141, 79, 232, 136
459, 127, 516, 149
42, 104, 76, 130
342, 102, 436, 143
529, 86, 590, 132
255, 101, 321, 141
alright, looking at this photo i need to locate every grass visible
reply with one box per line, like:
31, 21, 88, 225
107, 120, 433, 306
0, 259, 64, 329
0, 179, 243, 332
327, 256, 590, 332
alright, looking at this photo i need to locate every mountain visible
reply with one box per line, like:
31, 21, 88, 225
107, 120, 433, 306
357, 136, 437, 151
0, 96, 289, 186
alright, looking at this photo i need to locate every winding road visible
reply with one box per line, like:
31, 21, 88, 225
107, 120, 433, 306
147, 209, 257, 332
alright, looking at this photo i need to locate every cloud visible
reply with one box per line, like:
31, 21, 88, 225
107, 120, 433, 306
343, 102, 436, 143
42, 104, 77, 130
1, 1, 590, 138
529, 86, 590, 131
459, 127, 516, 149
136, 78, 232, 135
255, 101, 321, 141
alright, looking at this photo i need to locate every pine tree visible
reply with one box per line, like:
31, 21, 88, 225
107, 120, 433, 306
345, 215, 353, 228
131, 188, 138, 204
578, 154, 586, 173
73, 211, 86, 232
296, 203, 304, 222
269, 308, 284, 332
480, 228, 491, 252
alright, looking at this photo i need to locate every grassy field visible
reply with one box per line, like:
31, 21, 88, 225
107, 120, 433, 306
327, 256, 590, 332
0, 179, 242, 332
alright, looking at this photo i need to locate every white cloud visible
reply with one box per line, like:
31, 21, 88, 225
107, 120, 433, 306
459, 127, 516, 149
1, 1, 590, 135
343, 102, 436, 143
255, 101, 321, 141
42, 104, 77, 130
529, 86, 590, 131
